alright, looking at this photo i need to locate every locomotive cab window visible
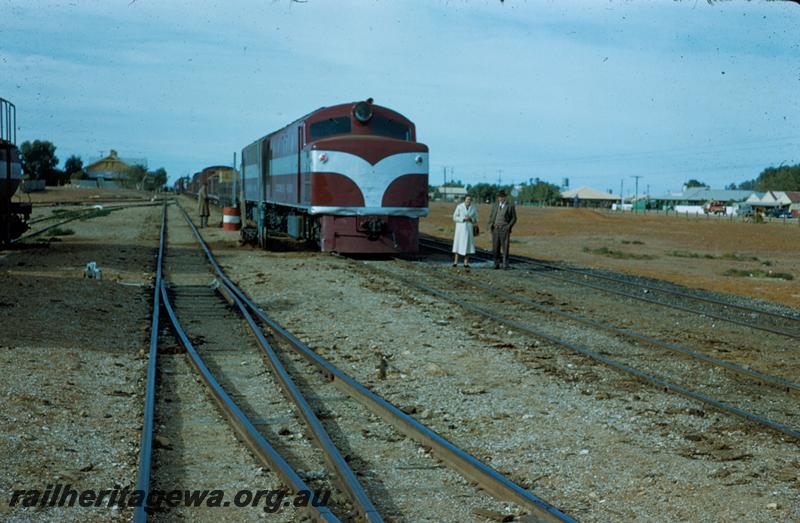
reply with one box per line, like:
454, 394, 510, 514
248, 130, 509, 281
370, 115, 410, 141
310, 117, 351, 140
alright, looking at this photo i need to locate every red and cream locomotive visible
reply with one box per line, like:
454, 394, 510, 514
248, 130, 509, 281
240, 99, 429, 253
0, 98, 30, 244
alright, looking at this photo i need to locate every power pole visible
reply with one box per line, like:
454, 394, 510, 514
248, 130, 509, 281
619, 179, 624, 208
632, 175, 642, 212
497, 169, 503, 186
232, 151, 238, 208
442, 166, 447, 201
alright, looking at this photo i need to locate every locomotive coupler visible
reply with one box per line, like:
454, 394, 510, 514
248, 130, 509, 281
359, 217, 386, 240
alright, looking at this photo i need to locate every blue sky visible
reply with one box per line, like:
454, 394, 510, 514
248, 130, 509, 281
1, 0, 798, 195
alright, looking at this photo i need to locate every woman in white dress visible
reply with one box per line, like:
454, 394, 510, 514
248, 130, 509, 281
452, 195, 478, 267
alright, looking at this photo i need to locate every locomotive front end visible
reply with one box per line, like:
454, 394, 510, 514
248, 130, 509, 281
305, 101, 429, 253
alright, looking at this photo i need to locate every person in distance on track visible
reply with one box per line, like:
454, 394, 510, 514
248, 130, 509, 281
452, 195, 478, 268
488, 190, 517, 269
198, 182, 210, 228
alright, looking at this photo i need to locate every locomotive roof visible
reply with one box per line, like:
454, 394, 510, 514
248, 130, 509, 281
244, 101, 413, 147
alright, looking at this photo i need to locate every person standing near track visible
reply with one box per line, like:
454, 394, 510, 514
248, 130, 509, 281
488, 190, 517, 269
198, 182, 210, 228
452, 195, 477, 268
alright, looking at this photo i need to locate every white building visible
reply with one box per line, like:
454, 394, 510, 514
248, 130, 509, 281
436, 185, 468, 201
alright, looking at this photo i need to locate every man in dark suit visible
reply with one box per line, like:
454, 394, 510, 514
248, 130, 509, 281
488, 190, 517, 269
198, 182, 210, 228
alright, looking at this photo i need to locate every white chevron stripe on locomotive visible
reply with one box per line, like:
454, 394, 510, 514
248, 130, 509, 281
0, 161, 23, 179
310, 150, 428, 208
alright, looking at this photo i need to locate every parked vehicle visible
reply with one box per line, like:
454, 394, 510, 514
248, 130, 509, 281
704, 200, 726, 215
736, 204, 755, 217
767, 207, 793, 219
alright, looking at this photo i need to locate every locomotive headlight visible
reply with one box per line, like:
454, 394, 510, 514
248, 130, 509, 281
319, 153, 328, 163
353, 101, 373, 123
414, 155, 423, 165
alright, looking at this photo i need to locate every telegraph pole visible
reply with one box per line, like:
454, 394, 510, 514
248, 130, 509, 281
632, 175, 642, 213
442, 166, 447, 201
232, 152, 237, 208
619, 179, 624, 209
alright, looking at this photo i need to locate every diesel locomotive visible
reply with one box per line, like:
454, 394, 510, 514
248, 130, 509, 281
240, 99, 429, 253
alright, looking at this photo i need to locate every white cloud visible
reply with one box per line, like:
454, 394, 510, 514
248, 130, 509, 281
1, 0, 797, 189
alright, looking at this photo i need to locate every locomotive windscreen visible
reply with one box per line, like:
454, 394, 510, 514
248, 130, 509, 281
370, 115, 410, 141
310, 117, 351, 140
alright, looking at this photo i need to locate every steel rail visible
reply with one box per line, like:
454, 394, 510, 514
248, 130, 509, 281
160, 281, 341, 523
403, 261, 800, 394
510, 254, 800, 324
369, 264, 800, 441
11, 202, 164, 244
419, 235, 800, 325
176, 203, 577, 523
27, 202, 165, 226
418, 237, 800, 340
215, 280, 384, 523
133, 204, 166, 523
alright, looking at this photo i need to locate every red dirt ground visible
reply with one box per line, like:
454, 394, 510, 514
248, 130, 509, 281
421, 202, 800, 309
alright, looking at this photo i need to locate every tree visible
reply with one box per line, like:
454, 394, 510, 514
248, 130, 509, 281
64, 155, 83, 179
122, 164, 148, 189
150, 167, 168, 190
753, 164, 800, 191
20, 140, 58, 183
467, 183, 510, 203
517, 180, 561, 205
685, 179, 707, 188
733, 164, 800, 192
725, 183, 738, 190
123, 164, 168, 191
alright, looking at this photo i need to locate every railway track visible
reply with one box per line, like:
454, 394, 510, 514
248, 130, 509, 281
136, 206, 310, 521
135, 204, 577, 522
8, 201, 163, 244
358, 257, 799, 442
419, 236, 800, 340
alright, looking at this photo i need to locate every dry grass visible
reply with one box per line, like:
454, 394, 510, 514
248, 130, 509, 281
723, 269, 793, 281
583, 246, 657, 260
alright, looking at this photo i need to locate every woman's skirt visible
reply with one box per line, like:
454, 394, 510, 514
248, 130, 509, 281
452, 222, 475, 255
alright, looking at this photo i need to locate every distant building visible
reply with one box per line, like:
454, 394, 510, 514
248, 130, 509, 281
84, 150, 148, 181
560, 187, 620, 208
651, 188, 752, 208
436, 185, 468, 202
784, 192, 800, 215
746, 191, 791, 208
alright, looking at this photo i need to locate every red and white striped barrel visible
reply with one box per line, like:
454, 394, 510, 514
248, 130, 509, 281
222, 207, 241, 231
